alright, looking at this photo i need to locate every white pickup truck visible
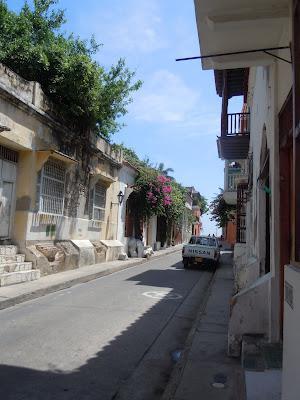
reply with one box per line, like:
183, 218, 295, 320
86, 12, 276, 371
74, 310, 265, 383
182, 235, 221, 268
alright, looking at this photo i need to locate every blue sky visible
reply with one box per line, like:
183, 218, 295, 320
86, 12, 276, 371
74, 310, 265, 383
7, 0, 231, 234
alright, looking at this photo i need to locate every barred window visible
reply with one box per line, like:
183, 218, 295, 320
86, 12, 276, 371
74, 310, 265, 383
37, 157, 66, 215
93, 182, 106, 221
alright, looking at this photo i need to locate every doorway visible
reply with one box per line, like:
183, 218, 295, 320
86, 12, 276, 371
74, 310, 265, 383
279, 91, 293, 333
0, 153, 17, 239
0, 181, 13, 237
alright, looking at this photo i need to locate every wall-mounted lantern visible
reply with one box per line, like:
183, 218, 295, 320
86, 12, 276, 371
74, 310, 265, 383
117, 190, 124, 205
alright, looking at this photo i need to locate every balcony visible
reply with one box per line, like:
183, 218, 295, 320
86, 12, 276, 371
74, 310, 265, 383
217, 112, 250, 160
224, 173, 247, 205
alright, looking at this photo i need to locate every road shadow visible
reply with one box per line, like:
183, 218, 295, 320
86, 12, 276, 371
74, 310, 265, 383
0, 258, 211, 400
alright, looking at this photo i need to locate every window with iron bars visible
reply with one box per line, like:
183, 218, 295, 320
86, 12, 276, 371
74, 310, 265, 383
236, 182, 247, 243
92, 182, 106, 221
36, 157, 66, 215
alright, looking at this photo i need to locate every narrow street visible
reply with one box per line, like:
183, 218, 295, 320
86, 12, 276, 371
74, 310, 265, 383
0, 251, 214, 400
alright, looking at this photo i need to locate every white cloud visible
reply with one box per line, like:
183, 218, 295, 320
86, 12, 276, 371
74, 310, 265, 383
82, 1, 168, 55
132, 70, 200, 123
130, 69, 220, 138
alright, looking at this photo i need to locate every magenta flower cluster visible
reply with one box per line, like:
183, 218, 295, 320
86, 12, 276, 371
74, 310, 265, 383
146, 175, 172, 208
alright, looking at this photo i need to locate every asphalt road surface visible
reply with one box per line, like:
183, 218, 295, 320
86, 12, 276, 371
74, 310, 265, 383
0, 252, 214, 400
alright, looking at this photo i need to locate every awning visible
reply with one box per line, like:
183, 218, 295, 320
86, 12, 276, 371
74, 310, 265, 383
37, 149, 78, 164
194, 0, 290, 70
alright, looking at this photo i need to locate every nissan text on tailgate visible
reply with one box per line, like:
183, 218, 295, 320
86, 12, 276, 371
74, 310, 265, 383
182, 235, 221, 268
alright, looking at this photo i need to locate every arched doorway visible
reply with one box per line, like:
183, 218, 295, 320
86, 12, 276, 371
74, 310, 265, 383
258, 127, 271, 275
279, 91, 293, 333
125, 192, 143, 240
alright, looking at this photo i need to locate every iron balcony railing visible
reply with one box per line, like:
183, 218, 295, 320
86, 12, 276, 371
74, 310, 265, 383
222, 112, 250, 136
226, 173, 248, 191
236, 182, 248, 244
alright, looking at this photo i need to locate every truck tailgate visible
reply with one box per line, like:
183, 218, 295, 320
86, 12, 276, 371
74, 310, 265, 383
183, 245, 215, 260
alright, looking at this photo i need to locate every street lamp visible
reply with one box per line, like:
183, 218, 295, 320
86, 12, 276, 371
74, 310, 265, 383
117, 190, 124, 205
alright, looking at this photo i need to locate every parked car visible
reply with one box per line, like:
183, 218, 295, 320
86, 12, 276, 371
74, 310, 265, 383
182, 235, 221, 268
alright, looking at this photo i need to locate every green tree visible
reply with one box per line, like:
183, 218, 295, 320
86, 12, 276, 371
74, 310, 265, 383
199, 194, 209, 214
210, 189, 236, 228
193, 194, 209, 214
157, 162, 174, 179
113, 145, 186, 227
166, 182, 186, 223
0, 0, 142, 139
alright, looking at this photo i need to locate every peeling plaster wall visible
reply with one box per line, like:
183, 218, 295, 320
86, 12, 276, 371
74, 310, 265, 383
117, 164, 137, 253
0, 63, 121, 252
282, 266, 300, 400
228, 273, 270, 357
234, 57, 291, 342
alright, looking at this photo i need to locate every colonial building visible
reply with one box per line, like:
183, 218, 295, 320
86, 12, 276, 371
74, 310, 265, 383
223, 159, 248, 246
186, 186, 203, 236
194, 0, 300, 398
117, 160, 158, 254
0, 63, 124, 283
181, 190, 193, 243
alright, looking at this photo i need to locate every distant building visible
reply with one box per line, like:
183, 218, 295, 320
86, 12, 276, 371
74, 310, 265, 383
186, 187, 203, 236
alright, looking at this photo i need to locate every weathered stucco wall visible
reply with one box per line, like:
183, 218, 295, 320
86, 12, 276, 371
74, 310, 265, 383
0, 63, 122, 251
282, 265, 300, 400
228, 273, 270, 357
244, 60, 291, 341
117, 164, 137, 251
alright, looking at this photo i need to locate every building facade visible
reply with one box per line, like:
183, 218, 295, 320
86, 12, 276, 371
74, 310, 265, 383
194, 1, 300, 398
0, 63, 124, 277
186, 186, 203, 236
117, 161, 158, 254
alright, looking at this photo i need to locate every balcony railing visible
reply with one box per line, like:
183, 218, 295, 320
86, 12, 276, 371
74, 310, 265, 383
227, 173, 243, 191
222, 112, 250, 137
236, 182, 248, 244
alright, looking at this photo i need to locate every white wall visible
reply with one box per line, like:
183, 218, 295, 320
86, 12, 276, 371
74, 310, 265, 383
146, 215, 157, 249
25, 212, 106, 242
117, 164, 137, 251
246, 61, 292, 341
282, 266, 300, 400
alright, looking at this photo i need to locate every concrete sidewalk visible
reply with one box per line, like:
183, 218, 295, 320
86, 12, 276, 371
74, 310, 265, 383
0, 244, 182, 310
163, 252, 246, 400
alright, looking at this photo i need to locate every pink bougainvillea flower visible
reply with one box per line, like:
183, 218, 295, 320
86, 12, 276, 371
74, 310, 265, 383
162, 185, 172, 193
157, 175, 167, 184
147, 191, 154, 198
164, 199, 172, 206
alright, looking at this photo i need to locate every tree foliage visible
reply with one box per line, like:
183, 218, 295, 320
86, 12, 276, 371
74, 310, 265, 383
0, 0, 142, 138
193, 194, 209, 214
156, 162, 174, 179
115, 145, 195, 225
210, 189, 236, 228
112, 143, 142, 168
133, 172, 187, 225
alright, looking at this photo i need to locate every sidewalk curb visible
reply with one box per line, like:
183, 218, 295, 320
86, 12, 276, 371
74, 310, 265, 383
0, 247, 182, 311
162, 265, 218, 400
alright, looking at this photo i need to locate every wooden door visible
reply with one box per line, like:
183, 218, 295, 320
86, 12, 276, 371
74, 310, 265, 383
279, 91, 293, 334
